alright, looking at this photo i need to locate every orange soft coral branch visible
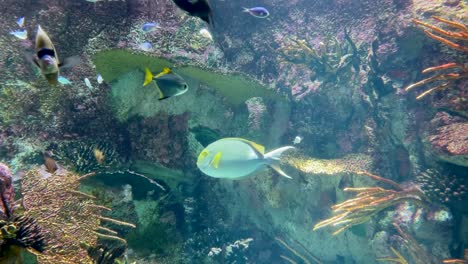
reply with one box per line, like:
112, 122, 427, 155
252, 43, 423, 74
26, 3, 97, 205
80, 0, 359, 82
432, 16, 468, 37
412, 16, 468, 52
403, 16, 468, 100
423, 30, 468, 52
422, 62, 462, 74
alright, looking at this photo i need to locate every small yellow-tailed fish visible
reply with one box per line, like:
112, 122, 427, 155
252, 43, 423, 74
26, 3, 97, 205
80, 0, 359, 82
197, 138, 294, 179
143, 67, 189, 100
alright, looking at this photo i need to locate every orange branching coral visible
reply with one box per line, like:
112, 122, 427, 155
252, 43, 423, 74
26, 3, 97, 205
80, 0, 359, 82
20, 169, 135, 264
313, 172, 430, 235
405, 17, 468, 100
404, 62, 468, 100
412, 16, 468, 52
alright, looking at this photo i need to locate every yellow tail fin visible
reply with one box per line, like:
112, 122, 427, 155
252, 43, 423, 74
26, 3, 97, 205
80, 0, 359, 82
143, 68, 153, 86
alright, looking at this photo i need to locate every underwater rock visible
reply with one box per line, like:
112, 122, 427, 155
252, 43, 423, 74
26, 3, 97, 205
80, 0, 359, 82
426, 113, 468, 167
0, 163, 14, 219
92, 49, 281, 106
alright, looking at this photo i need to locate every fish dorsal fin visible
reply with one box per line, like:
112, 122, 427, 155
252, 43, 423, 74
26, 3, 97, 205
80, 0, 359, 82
210, 152, 222, 168
225, 138, 265, 157
154, 67, 172, 79
143, 68, 153, 86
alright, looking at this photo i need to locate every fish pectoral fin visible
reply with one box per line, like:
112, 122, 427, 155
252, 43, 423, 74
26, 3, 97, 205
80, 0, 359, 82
210, 152, 222, 169
143, 68, 154, 86
59, 56, 81, 69
32, 57, 40, 67
155, 85, 167, 100
158, 96, 171, 101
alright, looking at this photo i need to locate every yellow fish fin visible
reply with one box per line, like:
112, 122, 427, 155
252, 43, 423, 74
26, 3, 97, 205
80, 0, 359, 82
156, 85, 165, 99
225, 138, 265, 155
197, 149, 210, 163
143, 68, 153, 86
154, 67, 172, 79
211, 152, 222, 169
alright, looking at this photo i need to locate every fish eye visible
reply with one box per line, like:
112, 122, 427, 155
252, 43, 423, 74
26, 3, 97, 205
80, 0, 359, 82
197, 150, 210, 163
183, 84, 188, 89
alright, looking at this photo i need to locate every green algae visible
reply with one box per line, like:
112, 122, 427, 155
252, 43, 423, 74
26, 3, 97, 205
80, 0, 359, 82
92, 49, 281, 106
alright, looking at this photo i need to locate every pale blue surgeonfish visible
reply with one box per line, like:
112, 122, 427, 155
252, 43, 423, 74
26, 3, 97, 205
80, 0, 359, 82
196, 138, 294, 179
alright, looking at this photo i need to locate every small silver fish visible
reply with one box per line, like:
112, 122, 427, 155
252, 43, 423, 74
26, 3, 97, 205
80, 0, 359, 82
58, 76, 72, 85
242, 7, 270, 18
142, 22, 160, 32
10, 30, 27, 40
16, 17, 25, 28
293, 136, 302, 145
84, 78, 93, 89
97, 74, 103, 84
138, 42, 152, 51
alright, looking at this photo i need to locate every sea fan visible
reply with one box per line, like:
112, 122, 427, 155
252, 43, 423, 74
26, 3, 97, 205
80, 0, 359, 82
50, 140, 123, 173
416, 169, 467, 205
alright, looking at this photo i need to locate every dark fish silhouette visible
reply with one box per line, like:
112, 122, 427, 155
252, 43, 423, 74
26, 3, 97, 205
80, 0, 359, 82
31, 26, 80, 85
172, 0, 213, 26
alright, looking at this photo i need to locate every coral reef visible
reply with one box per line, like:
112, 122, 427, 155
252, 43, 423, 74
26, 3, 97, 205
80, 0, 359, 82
425, 111, 468, 167
313, 172, 430, 235
0, 0, 467, 263
416, 169, 467, 204
405, 17, 468, 99
20, 169, 135, 263
51, 140, 123, 174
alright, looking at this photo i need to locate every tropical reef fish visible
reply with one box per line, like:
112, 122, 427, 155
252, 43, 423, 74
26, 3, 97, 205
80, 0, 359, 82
31, 26, 80, 85
43, 151, 58, 173
171, 0, 213, 26
138, 42, 153, 51
199, 28, 213, 41
17, 17, 25, 28
93, 148, 105, 165
141, 22, 159, 32
84, 77, 93, 89
242, 7, 269, 18
143, 67, 188, 100
197, 138, 294, 179
58, 76, 72, 85
293, 136, 302, 145
97, 74, 103, 84
10, 29, 27, 40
